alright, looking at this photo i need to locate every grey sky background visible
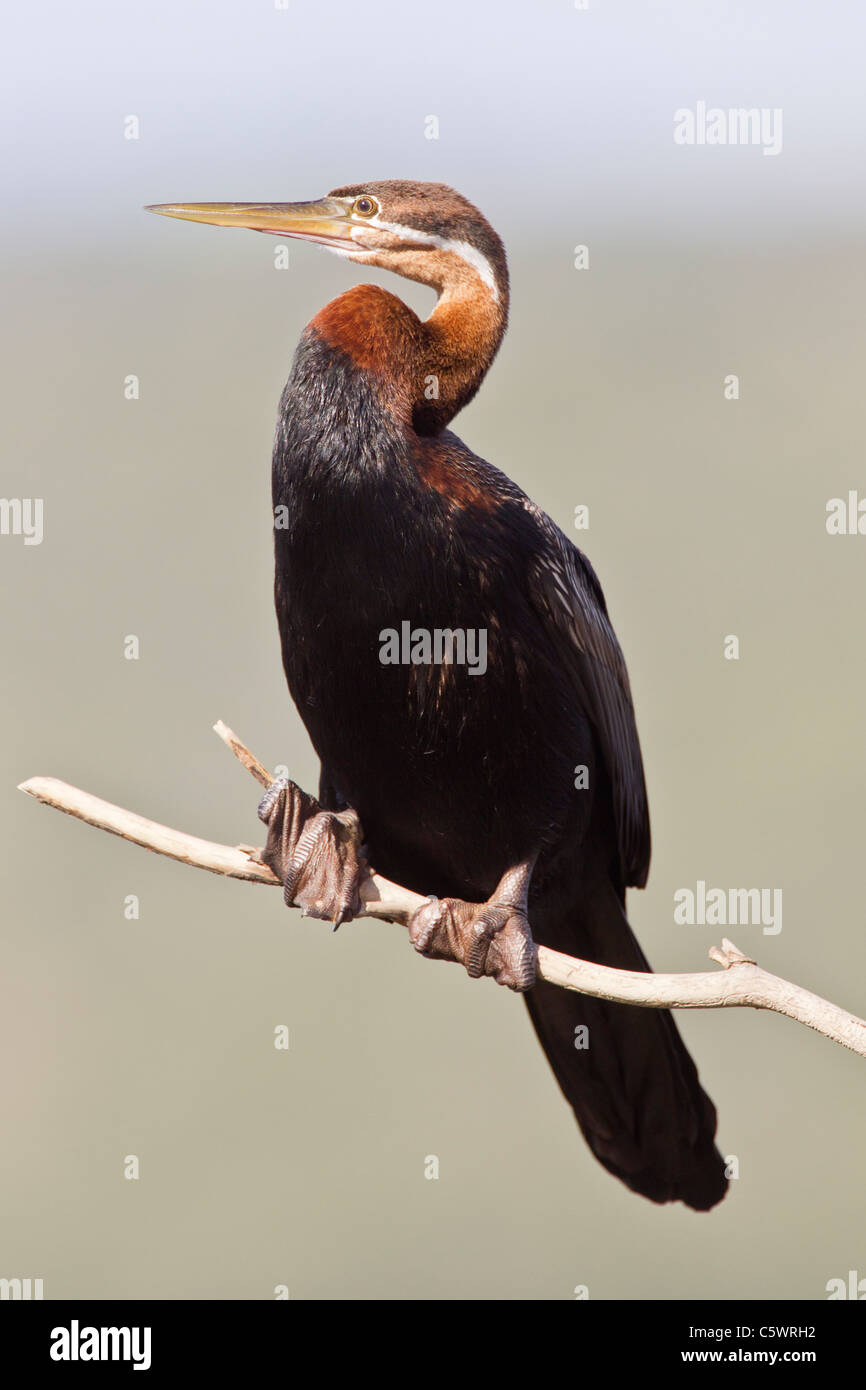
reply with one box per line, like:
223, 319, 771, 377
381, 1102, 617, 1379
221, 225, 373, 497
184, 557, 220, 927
2, 0, 865, 1300
4, 1, 866, 247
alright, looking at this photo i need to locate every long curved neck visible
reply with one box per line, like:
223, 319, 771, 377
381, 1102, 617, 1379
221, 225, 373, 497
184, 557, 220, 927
308, 279, 508, 435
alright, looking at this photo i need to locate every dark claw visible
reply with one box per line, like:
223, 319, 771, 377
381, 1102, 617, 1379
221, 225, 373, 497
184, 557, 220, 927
257, 775, 290, 823
258, 776, 365, 925
408, 895, 537, 992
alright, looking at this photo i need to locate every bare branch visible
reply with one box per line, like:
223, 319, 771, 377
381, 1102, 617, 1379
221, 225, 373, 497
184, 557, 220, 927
18, 774, 279, 885
17, 723, 866, 1059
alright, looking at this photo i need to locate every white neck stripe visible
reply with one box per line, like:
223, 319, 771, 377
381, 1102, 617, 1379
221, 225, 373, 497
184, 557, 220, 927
362, 214, 500, 303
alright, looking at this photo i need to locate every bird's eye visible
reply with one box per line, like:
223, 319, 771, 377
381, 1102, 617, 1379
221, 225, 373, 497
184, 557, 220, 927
353, 196, 378, 218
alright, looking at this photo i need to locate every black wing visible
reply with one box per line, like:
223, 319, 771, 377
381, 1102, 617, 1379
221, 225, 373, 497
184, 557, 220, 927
522, 500, 651, 888
430, 433, 651, 888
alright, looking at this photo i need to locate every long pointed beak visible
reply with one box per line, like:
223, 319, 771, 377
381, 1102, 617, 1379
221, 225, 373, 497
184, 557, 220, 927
145, 199, 358, 251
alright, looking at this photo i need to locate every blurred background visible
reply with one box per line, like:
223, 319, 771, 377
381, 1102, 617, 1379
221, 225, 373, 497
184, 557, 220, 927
2, 0, 865, 1299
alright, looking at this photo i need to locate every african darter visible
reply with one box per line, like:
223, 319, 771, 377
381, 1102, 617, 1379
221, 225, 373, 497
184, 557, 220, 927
148, 183, 727, 1209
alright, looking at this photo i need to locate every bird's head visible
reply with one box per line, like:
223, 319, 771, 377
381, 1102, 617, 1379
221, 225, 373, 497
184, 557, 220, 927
146, 179, 508, 310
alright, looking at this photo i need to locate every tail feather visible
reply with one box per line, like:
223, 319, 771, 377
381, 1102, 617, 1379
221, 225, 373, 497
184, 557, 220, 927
526, 881, 728, 1210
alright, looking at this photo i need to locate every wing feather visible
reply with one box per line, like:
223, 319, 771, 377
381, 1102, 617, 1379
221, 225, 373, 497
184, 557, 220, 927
522, 500, 651, 888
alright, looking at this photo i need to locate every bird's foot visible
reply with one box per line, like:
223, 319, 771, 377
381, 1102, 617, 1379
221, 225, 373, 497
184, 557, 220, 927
408, 859, 538, 992
257, 776, 365, 926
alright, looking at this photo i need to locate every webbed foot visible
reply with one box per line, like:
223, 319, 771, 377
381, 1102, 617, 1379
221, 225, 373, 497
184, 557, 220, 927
408, 859, 538, 991
257, 777, 364, 926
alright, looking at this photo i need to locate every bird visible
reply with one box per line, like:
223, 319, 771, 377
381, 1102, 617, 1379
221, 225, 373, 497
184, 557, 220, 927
147, 181, 728, 1210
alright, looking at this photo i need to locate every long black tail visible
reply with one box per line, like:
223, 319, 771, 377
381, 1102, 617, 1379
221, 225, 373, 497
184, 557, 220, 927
525, 879, 728, 1210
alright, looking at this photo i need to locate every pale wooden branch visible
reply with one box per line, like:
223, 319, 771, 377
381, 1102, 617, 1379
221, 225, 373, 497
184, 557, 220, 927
17, 722, 866, 1059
